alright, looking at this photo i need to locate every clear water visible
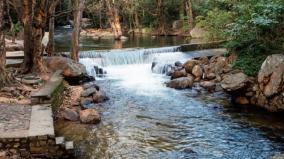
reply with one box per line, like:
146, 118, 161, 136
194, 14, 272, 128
55, 32, 284, 159
54, 28, 192, 52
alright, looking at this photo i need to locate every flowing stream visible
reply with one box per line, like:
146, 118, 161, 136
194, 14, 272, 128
55, 33, 284, 159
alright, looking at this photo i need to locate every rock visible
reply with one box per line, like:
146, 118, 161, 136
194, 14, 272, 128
45, 56, 90, 84
63, 108, 79, 121
83, 82, 100, 90
198, 57, 209, 65
79, 109, 101, 124
81, 87, 97, 97
174, 61, 183, 67
151, 62, 158, 71
80, 97, 93, 107
171, 69, 187, 80
234, 96, 249, 105
183, 60, 199, 74
166, 77, 194, 89
221, 72, 248, 92
207, 73, 216, 80
200, 81, 216, 91
258, 54, 284, 97
163, 64, 175, 76
93, 90, 108, 103
192, 65, 203, 79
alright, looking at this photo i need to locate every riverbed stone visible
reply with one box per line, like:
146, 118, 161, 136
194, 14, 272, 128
258, 54, 284, 97
192, 65, 203, 80
83, 82, 100, 90
200, 81, 216, 91
63, 108, 79, 121
166, 77, 194, 89
171, 69, 187, 80
79, 109, 101, 124
234, 96, 250, 105
221, 72, 248, 92
81, 87, 97, 97
80, 97, 93, 108
183, 60, 199, 74
93, 90, 108, 103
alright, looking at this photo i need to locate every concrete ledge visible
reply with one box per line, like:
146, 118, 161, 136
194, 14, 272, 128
180, 41, 226, 52
29, 105, 54, 137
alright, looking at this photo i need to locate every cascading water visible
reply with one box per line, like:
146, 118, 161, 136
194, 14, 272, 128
79, 46, 194, 76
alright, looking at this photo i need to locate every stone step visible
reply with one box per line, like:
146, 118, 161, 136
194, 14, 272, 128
6, 51, 24, 59
31, 70, 63, 104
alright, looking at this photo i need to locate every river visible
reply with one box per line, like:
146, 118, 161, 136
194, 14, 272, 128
55, 31, 284, 159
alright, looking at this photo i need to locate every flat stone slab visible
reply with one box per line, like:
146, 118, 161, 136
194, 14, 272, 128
0, 104, 54, 138
6, 59, 23, 67
29, 104, 54, 137
31, 70, 63, 99
6, 51, 24, 59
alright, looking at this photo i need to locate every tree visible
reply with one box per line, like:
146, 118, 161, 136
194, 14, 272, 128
70, 0, 85, 62
47, 0, 61, 56
0, 0, 8, 89
184, 0, 194, 31
156, 0, 166, 35
105, 0, 122, 40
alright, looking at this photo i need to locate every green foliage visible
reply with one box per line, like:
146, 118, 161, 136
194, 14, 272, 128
196, 8, 233, 40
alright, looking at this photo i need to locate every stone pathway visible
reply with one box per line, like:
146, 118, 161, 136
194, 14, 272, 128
0, 105, 31, 133
0, 104, 54, 138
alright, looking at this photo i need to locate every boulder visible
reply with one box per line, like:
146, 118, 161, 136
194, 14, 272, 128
207, 73, 216, 80
81, 87, 97, 97
183, 60, 199, 74
198, 57, 209, 65
192, 65, 203, 79
221, 72, 248, 92
80, 97, 93, 109
166, 77, 194, 89
79, 109, 101, 124
234, 96, 249, 105
258, 54, 284, 97
174, 61, 183, 67
63, 108, 79, 121
93, 90, 108, 103
200, 81, 216, 91
45, 57, 87, 78
171, 69, 187, 80
83, 82, 100, 90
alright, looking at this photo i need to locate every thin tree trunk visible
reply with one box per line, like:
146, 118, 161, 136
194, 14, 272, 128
0, 0, 8, 89
70, 0, 85, 62
47, 0, 60, 56
156, 0, 166, 35
6, 2, 16, 43
105, 0, 122, 40
184, 0, 194, 31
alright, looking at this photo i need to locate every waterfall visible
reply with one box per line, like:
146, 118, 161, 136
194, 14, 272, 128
78, 46, 181, 67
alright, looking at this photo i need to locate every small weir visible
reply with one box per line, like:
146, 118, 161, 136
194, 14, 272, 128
57, 46, 284, 159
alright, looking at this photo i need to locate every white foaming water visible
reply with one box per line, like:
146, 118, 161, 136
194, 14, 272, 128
79, 46, 194, 95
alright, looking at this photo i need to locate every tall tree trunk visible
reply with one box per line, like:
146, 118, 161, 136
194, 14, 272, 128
105, 0, 122, 40
156, 0, 166, 35
32, 5, 48, 74
184, 0, 194, 31
70, 0, 85, 62
47, 0, 60, 56
0, 0, 8, 89
21, 0, 34, 73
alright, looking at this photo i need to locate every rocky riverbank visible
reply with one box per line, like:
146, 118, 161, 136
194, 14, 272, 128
161, 53, 284, 112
